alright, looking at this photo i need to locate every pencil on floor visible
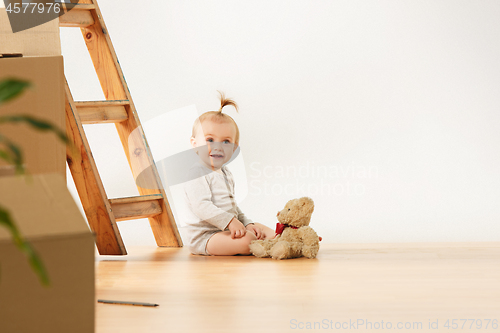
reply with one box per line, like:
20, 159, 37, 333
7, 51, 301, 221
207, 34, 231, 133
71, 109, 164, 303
97, 299, 159, 307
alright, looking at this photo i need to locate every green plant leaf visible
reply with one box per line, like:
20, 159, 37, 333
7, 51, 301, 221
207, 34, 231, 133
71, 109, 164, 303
0, 205, 50, 286
0, 134, 25, 174
0, 115, 69, 145
0, 79, 31, 104
0, 149, 14, 164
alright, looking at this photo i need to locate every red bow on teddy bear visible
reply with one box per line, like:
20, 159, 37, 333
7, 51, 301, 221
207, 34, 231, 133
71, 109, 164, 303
275, 222, 298, 235
275, 222, 323, 241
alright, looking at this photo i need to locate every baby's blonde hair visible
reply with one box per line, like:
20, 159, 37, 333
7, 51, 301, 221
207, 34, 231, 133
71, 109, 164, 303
192, 91, 240, 145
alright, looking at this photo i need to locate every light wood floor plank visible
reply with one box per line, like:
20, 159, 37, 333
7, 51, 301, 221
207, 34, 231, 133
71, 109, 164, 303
95, 243, 500, 333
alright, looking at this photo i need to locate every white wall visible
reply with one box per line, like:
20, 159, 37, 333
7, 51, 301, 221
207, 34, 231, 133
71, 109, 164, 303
61, 0, 500, 245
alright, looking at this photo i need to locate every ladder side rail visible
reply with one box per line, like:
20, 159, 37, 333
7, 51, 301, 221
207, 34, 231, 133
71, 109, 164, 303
79, 1, 183, 247
65, 81, 127, 255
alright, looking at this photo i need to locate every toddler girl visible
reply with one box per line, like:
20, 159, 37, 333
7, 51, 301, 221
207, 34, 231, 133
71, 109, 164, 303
182, 92, 275, 256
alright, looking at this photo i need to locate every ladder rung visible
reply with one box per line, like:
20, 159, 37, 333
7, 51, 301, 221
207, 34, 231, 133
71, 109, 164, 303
109, 194, 163, 222
75, 100, 129, 124
61, 3, 96, 10
59, 4, 96, 28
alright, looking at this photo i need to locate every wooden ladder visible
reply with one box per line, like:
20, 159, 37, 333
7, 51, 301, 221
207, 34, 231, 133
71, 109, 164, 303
60, 0, 183, 255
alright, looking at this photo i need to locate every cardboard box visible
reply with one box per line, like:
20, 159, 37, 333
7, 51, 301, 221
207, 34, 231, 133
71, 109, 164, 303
0, 7, 61, 56
0, 56, 66, 178
0, 173, 95, 333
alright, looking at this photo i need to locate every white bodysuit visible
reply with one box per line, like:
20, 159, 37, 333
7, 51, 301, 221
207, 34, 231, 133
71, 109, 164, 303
181, 161, 254, 255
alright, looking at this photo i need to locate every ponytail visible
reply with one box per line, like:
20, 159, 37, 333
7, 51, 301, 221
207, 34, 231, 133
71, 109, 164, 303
217, 90, 239, 113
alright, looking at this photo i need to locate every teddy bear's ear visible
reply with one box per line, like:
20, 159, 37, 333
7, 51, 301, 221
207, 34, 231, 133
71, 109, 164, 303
298, 197, 314, 215
298, 197, 314, 206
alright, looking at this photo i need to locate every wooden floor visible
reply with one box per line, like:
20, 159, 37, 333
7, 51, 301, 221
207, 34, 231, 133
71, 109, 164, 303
95, 243, 500, 333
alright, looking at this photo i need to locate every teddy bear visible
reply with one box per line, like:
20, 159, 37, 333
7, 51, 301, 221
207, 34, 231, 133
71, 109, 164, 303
249, 197, 319, 260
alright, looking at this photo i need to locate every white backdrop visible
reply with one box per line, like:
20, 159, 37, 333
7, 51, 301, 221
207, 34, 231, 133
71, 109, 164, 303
61, 0, 500, 246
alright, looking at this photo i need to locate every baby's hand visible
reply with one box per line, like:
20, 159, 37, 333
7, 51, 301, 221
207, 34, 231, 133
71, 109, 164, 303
228, 218, 246, 239
246, 224, 264, 239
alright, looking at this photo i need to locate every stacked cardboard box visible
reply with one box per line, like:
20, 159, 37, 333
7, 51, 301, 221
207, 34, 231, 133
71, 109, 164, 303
0, 174, 95, 333
0, 8, 95, 333
0, 56, 66, 177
